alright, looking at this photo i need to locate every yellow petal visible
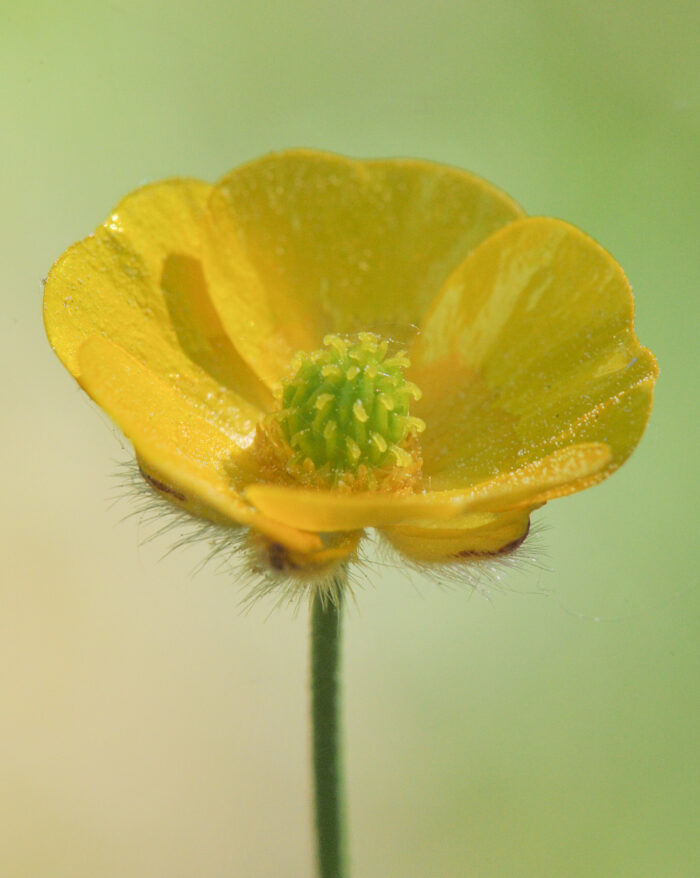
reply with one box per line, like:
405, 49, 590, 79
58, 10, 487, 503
208, 149, 524, 386
43, 178, 273, 444
439, 442, 613, 511
78, 336, 321, 554
410, 217, 658, 490
381, 508, 532, 562
245, 444, 611, 532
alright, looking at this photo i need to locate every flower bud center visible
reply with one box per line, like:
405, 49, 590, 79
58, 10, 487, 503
256, 333, 425, 491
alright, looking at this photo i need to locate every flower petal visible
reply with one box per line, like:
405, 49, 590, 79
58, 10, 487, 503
410, 217, 658, 490
245, 443, 610, 532
78, 336, 322, 554
208, 149, 524, 386
43, 178, 273, 444
381, 508, 532, 561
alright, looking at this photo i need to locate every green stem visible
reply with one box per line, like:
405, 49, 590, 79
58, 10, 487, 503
310, 580, 347, 878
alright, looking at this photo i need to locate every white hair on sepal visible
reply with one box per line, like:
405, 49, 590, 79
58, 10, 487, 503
375, 516, 551, 601
109, 459, 362, 613
110, 459, 550, 610
110, 457, 248, 562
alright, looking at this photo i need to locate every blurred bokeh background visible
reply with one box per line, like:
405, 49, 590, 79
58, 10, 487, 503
2, 1, 698, 875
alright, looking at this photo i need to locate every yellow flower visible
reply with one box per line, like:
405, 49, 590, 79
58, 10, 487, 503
44, 149, 657, 596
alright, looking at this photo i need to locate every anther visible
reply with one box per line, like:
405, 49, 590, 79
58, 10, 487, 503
384, 351, 411, 369
389, 444, 413, 467
321, 364, 343, 380
371, 432, 388, 454
403, 415, 426, 433
403, 381, 422, 401
324, 334, 348, 357
314, 393, 335, 411
352, 400, 369, 423
346, 437, 362, 463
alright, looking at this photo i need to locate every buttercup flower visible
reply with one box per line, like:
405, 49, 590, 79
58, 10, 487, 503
44, 149, 657, 599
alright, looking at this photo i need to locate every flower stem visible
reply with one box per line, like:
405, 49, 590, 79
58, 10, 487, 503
310, 581, 347, 878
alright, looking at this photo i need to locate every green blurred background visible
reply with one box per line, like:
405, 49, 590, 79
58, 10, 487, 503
2, 1, 698, 875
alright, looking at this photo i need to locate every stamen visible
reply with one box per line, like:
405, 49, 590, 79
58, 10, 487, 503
346, 437, 362, 463
384, 351, 411, 369
324, 334, 348, 358
371, 432, 388, 453
389, 444, 413, 467
403, 381, 423, 401
403, 415, 426, 433
352, 400, 369, 423
314, 392, 335, 411
321, 363, 343, 380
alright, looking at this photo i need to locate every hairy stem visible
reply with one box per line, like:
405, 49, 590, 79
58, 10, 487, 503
310, 581, 346, 878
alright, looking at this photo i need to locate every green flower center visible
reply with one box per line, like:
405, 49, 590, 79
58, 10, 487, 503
267, 332, 425, 487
